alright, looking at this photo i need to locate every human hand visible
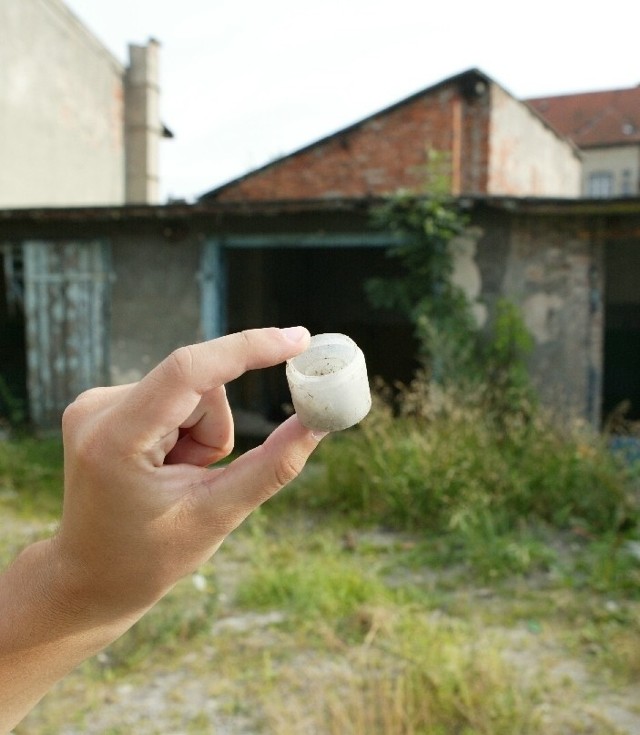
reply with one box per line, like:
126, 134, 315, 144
52, 326, 323, 621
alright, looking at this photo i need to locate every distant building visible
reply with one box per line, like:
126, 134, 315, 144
201, 69, 582, 202
0, 0, 167, 208
528, 85, 640, 198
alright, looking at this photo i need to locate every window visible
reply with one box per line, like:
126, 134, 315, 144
587, 171, 614, 198
621, 169, 634, 196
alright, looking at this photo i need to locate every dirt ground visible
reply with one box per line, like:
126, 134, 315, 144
7, 520, 640, 735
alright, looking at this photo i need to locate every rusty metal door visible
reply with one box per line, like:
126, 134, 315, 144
23, 240, 111, 428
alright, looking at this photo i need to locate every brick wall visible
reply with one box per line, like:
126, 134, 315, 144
215, 80, 491, 201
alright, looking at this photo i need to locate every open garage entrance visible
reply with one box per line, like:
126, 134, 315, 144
223, 245, 417, 425
0, 246, 27, 426
603, 238, 640, 422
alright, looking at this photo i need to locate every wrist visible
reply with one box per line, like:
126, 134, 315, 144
44, 536, 161, 638
0, 537, 143, 731
26, 536, 147, 647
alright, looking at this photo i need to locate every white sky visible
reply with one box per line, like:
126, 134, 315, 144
65, 0, 640, 203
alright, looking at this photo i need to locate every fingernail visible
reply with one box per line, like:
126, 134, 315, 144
281, 326, 308, 343
312, 430, 330, 442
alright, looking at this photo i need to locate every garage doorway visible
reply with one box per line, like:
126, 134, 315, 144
224, 245, 417, 424
0, 245, 27, 426
603, 239, 640, 422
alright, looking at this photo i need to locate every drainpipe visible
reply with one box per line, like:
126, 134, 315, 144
124, 39, 161, 204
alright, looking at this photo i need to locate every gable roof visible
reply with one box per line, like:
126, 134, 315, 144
527, 85, 640, 148
199, 68, 496, 201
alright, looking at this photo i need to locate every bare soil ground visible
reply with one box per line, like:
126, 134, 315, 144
8, 520, 640, 735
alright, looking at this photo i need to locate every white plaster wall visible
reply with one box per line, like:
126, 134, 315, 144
487, 86, 582, 197
0, 0, 125, 207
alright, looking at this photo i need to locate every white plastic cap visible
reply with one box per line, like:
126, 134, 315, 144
286, 333, 372, 432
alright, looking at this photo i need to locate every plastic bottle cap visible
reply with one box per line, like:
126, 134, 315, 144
286, 333, 371, 432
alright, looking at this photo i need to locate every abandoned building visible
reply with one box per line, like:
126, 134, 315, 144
1, 195, 640, 434
1, 1, 639, 434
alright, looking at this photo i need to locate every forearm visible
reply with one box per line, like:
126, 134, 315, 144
0, 538, 142, 733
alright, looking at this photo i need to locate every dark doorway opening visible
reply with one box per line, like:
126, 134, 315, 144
603, 240, 640, 422
0, 246, 27, 426
225, 246, 417, 424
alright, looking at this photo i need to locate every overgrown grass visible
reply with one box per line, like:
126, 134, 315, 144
5, 376, 640, 733
289, 385, 636, 533
258, 609, 543, 735
277, 377, 640, 593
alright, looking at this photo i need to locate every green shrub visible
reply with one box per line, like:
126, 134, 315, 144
291, 377, 638, 541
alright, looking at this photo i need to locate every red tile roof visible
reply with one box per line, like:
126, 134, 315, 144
527, 85, 640, 148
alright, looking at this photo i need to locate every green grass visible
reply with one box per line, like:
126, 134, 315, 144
9, 507, 640, 734
5, 374, 640, 734
0, 435, 64, 518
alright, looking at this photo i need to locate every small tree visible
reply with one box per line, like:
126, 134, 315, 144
366, 183, 536, 417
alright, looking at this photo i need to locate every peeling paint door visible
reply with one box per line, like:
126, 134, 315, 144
23, 240, 111, 428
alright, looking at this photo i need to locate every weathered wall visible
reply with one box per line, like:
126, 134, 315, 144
206, 73, 582, 204
109, 235, 202, 384
0, 0, 126, 207
488, 87, 582, 197
475, 210, 603, 423
3, 200, 638, 430
218, 208, 610, 426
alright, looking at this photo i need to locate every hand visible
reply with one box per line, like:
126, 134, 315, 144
52, 326, 323, 620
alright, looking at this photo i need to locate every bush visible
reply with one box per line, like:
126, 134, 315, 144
290, 376, 638, 539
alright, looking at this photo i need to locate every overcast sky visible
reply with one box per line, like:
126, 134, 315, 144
65, 0, 639, 203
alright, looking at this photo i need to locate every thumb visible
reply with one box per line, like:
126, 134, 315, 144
197, 416, 327, 533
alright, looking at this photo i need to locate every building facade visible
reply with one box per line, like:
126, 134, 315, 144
528, 85, 640, 198
2, 197, 639, 431
0, 0, 164, 208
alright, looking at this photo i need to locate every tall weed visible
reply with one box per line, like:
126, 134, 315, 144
261, 609, 541, 735
292, 376, 637, 538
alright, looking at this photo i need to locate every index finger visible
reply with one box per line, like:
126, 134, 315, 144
112, 327, 310, 447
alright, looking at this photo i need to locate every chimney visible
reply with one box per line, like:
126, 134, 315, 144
124, 39, 161, 204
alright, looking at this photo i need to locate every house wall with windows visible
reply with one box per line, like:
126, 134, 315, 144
527, 85, 640, 199
583, 146, 640, 197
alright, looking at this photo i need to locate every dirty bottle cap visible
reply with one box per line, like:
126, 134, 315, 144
286, 333, 371, 432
